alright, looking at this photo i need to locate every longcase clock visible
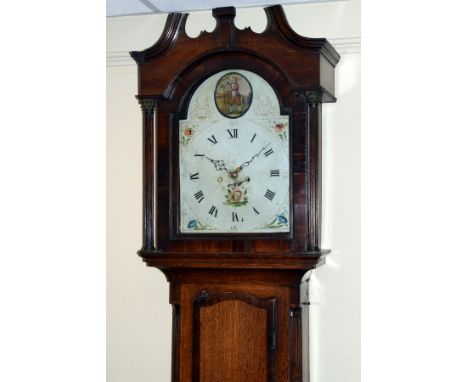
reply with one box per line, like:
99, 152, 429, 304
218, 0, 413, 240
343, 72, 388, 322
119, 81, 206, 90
130, 5, 339, 382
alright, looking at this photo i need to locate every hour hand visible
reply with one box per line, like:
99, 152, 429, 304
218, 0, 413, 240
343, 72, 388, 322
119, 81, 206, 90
204, 156, 229, 173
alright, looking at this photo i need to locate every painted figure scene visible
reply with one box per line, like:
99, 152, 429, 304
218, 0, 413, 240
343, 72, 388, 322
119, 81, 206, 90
214, 72, 253, 118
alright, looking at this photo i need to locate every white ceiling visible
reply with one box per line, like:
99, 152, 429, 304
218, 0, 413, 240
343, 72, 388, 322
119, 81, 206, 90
107, 0, 341, 17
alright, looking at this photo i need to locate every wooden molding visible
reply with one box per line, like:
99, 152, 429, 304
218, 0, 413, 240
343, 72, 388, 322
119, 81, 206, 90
107, 37, 359, 68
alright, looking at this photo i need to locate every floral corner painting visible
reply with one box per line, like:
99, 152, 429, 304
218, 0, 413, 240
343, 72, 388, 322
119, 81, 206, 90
214, 72, 253, 119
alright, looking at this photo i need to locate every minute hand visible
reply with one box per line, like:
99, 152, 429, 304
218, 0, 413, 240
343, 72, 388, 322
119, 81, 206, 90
239, 143, 271, 170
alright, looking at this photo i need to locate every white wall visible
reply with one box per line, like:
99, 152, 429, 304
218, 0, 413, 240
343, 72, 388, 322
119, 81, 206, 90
107, 1, 360, 381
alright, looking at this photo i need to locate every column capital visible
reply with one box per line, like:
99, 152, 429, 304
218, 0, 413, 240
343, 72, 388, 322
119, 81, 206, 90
304, 89, 324, 108
138, 97, 157, 112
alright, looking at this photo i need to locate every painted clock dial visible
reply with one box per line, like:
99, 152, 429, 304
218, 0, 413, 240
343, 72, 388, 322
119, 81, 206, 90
179, 69, 290, 234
